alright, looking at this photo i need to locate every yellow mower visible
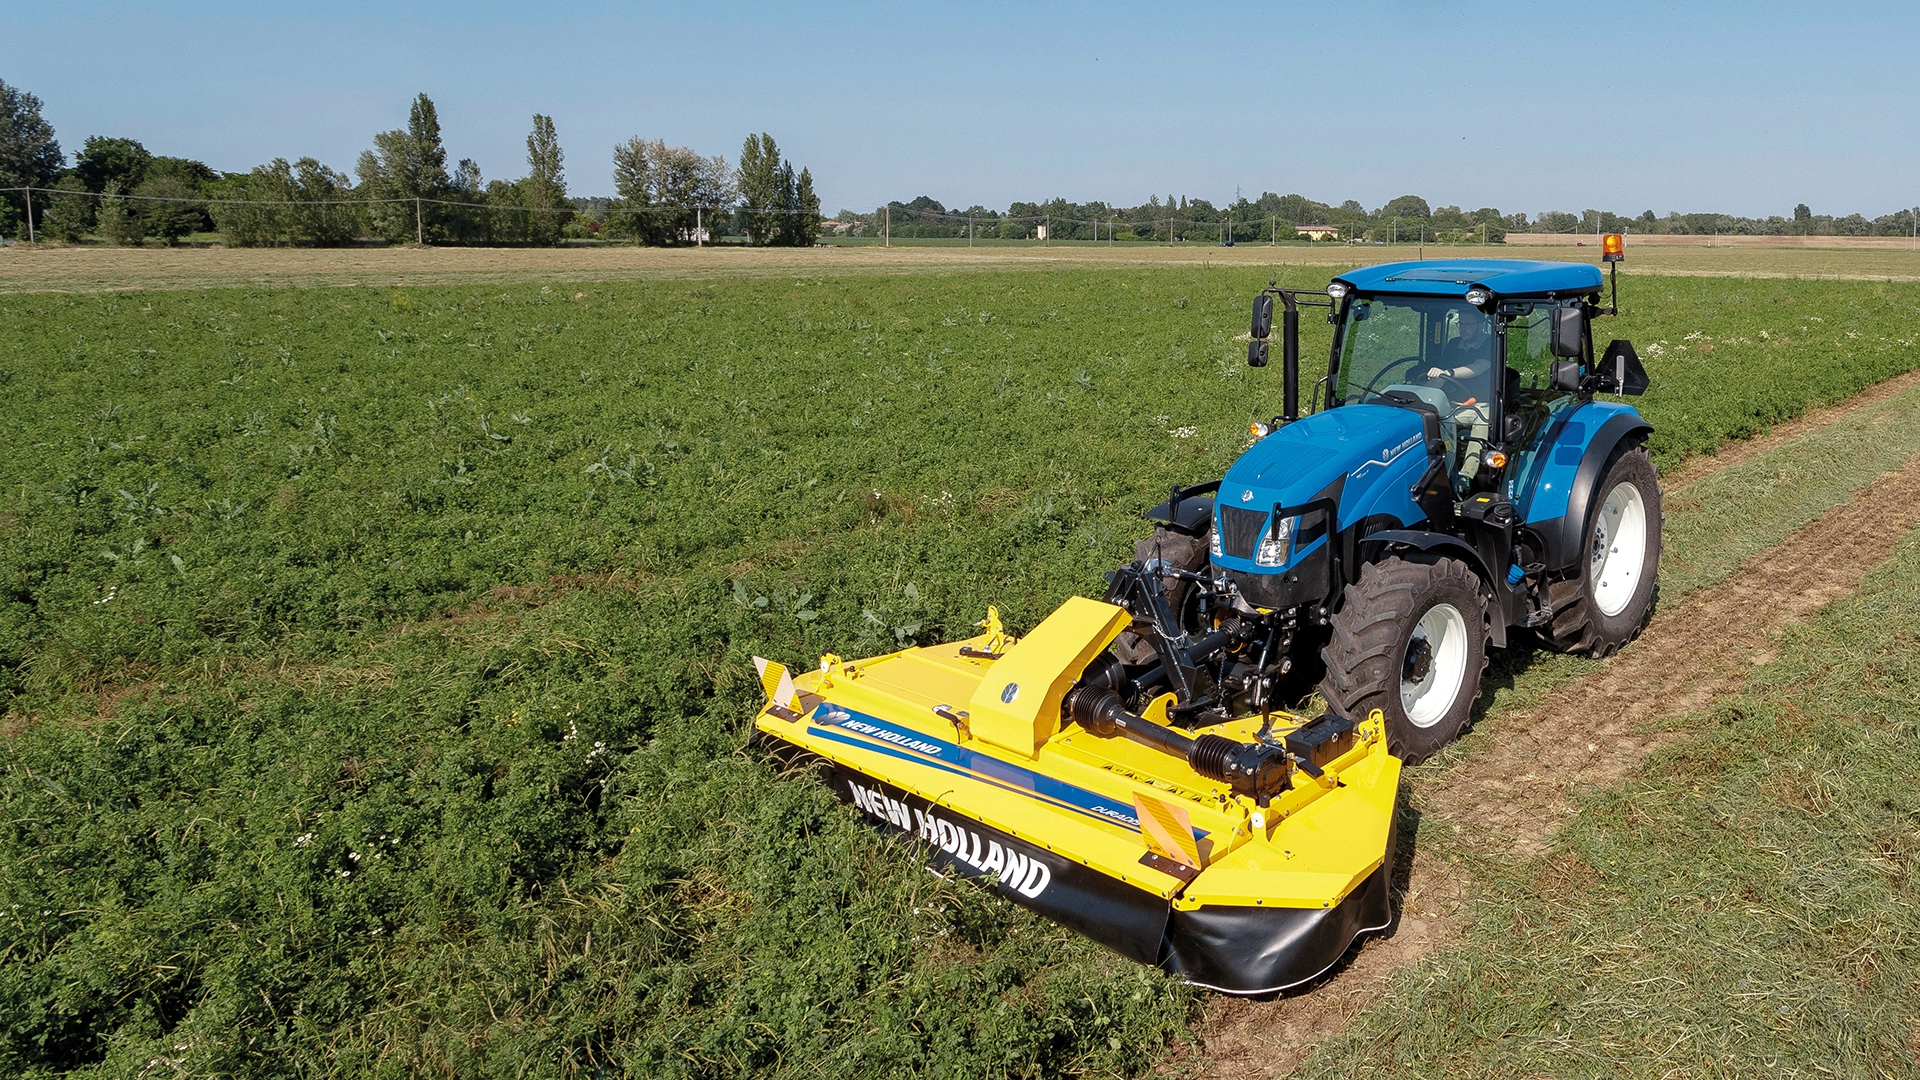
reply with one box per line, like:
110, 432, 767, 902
752, 599, 1398, 994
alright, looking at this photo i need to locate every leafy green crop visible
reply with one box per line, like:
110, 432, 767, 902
1, 270, 1917, 1077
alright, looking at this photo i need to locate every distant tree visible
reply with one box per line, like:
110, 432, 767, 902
135, 175, 197, 244
519, 114, 566, 245
786, 166, 820, 246
1792, 202, 1813, 235
0, 78, 62, 234
146, 156, 220, 232
213, 157, 360, 246
97, 181, 144, 245
44, 175, 93, 241
736, 132, 782, 244
356, 93, 453, 243
1381, 194, 1430, 219
445, 157, 487, 243
1534, 210, 1579, 234
75, 136, 151, 193
609, 137, 733, 245
772, 162, 801, 244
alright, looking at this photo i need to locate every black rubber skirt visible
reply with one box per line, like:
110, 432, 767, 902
802, 754, 1395, 994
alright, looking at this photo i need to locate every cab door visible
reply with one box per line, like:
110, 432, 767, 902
1500, 302, 1585, 504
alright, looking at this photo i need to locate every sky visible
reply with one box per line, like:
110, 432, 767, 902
6, 0, 1918, 220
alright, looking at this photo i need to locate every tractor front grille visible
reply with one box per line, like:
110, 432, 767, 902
1217, 505, 1268, 560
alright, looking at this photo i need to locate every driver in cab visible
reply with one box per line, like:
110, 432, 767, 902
1424, 307, 1495, 481
1424, 308, 1494, 406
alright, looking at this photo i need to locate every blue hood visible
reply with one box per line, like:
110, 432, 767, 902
1214, 404, 1432, 573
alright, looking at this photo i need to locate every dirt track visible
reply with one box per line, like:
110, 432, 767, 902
1186, 417, 1920, 1078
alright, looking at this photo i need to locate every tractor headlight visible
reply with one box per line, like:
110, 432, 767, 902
1209, 520, 1223, 558
1254, 515, 1294, 567
1326, 282, 1350, 301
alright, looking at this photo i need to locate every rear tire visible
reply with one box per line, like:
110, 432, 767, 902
1543, 444, 1661, 658
1113, 526, 1210, 664
1320, 557, 1487, 765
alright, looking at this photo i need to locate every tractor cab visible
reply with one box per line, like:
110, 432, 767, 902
1320, 259, 1625, 498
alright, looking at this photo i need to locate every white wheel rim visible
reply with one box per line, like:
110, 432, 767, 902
1590, 482, 1648, 618
1401, 603, 1469, 728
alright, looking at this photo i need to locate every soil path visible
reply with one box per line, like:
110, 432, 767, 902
1185, 447, 1920, 1078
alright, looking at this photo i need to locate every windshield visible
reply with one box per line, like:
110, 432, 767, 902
1335, 295, 1495, 410
1335, 294, 1498, 477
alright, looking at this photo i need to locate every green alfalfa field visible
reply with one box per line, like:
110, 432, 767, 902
2, 267, 1919, 1078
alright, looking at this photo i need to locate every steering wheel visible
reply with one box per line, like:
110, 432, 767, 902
1425, 373, 1476, 403
1357, 355, 1424, 400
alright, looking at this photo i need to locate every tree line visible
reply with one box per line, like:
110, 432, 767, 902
6, 75, 1915, 249
850, 191, 1920, 244
0, 81, 821, 247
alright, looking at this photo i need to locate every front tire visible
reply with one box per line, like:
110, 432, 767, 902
1544, 444, 1661, 658
1320, 557, 1487, 764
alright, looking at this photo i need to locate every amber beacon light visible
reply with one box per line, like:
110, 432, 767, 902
1601, 233, 1625, 262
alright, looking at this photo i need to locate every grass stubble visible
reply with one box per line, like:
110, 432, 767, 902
1, 267, 1918, 1077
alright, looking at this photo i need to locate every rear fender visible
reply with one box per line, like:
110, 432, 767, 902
1525, 411, 1653, 569
1355, 529, 1505, 647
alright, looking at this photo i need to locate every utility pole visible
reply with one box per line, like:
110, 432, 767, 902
415, 198, 423, 245
884, 205, 890, 247
696, 207, 703, 246
969, 212, 973, 247
1045, 215, 1050, 245
23, 187, 33, 243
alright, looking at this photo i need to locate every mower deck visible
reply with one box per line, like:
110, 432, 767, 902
753, 604, 1400, 994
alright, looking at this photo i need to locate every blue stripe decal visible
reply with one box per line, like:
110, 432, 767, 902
808, 703, 1208, 840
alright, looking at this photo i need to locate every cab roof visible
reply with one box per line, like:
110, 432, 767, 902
1334, 259, 1603, 298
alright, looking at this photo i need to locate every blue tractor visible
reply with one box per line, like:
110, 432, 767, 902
1102, 244, 1657, 762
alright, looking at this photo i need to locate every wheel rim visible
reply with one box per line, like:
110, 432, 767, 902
1590, 481, 1648, 618
1401, 603, 1469, 728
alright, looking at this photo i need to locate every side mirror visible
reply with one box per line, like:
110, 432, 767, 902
1550, 360, 1582, 393
1248, 339, 1270, 367
1550, 306, 1584, 358
1251, 294, 1274, 340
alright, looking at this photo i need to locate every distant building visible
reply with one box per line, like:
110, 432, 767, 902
1035, 224, 1048, 240
1294, 224, 1341, 241
823, 220, 865, 235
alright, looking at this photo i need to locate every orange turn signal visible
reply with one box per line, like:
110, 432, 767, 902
1484, 450, 1509, 469
1601, 233, 1625, 262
